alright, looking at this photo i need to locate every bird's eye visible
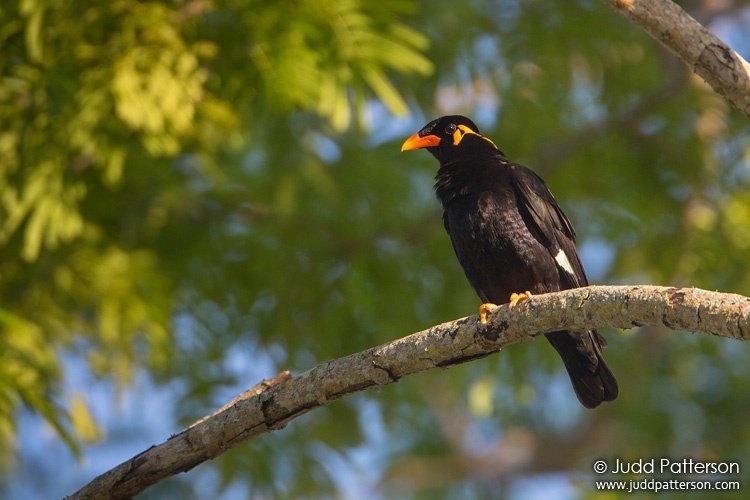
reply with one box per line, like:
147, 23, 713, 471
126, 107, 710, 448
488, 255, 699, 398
445, 123, 457, 135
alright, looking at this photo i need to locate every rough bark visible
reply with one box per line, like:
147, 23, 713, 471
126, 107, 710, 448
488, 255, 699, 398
601, 0, 750, 118
67, 285, 750, 499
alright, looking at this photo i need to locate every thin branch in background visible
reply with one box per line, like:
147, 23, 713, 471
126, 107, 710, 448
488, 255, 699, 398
601, 0, 750, 118
535, 67, 687, 173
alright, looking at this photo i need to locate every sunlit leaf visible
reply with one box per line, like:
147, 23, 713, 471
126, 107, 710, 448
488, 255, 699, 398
362, 67, 408, 116
69, 393, 103, 444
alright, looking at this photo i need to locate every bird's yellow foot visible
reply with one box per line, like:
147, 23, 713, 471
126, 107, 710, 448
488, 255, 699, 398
479, 303, 497, 325
509, 291, 533, 308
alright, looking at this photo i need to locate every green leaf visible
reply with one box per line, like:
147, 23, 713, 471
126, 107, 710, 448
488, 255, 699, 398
362, 66, 408, 116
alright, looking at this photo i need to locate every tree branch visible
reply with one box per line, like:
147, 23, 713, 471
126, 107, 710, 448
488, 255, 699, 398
67, 285, 750, 499
601, 0, 750, 119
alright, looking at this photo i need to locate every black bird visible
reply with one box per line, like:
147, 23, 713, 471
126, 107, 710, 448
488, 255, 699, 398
401, 115, 618, 408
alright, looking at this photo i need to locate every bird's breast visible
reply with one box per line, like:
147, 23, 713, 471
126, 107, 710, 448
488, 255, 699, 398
442, 186, 555, 303
447, 189, 523, 249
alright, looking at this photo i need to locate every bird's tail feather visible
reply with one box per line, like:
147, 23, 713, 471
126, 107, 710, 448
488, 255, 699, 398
545, 330, 618, 409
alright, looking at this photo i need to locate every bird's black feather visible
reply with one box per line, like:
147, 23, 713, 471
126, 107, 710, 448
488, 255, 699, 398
406, 115, 618, 408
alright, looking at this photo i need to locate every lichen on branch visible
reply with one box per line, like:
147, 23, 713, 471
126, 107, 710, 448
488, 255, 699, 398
68, 285, 750, 499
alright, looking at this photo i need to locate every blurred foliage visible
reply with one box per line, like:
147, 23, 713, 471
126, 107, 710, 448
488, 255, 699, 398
2, 0, 750, 498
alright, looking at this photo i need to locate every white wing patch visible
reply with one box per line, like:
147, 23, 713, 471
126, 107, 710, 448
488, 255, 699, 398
554, 249, 576, 276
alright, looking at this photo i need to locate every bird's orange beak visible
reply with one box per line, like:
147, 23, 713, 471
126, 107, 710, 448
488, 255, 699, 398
401, 133, 441, 152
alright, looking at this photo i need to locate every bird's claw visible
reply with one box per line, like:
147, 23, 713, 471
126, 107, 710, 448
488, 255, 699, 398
509, 291, 532, 308
479, 303, 497, 325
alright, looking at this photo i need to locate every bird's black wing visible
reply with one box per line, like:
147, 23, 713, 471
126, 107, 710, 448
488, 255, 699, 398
507, 163, 588, 289
508, 163, 617, 407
